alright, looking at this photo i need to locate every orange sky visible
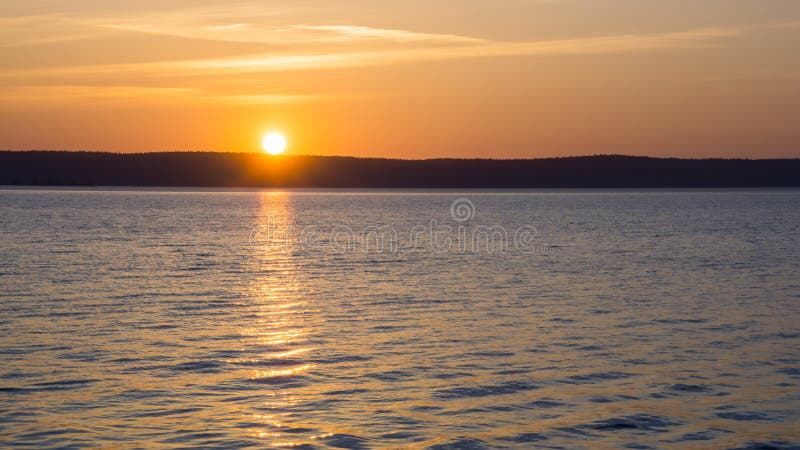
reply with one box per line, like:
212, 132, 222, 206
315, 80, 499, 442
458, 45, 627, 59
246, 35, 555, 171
1, 0, 799, 158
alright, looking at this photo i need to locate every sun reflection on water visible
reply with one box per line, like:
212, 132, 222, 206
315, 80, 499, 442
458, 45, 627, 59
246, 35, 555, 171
264, 347, 314, 359
242, 192, 323, 446
252, 364, 316, 380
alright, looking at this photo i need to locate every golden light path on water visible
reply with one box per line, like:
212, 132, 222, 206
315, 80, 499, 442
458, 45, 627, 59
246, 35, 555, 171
244, 192, 323, 446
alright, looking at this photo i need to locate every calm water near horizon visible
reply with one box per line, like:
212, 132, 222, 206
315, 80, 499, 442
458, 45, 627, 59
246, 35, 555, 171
1, 188, 799, 449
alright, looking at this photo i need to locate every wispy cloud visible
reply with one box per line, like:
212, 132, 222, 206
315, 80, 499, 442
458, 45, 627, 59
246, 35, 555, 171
216, 92, 378, 105
81, 11, 485, 46
293, 25, 485, 44
181, 26, 747, 73
2, 17, 798, 109
0, 85, 198, 103
0, 15, 111, 48
206, 23, 251, 32
0, 85, 356, 106
0, 24, 767, 82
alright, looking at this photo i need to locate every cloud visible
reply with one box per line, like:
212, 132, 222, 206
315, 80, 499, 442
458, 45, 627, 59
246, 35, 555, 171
294, 25, 486, 44
206, 23, 251, 32
0, 85, 198, 104
216, 92, 378, 105
79, 10, 486, 46
0, 84, 359, 107
0, 24, 761, 82
2, 18, 798, 109
180, 26, 747, 73
0, 15, 111, 48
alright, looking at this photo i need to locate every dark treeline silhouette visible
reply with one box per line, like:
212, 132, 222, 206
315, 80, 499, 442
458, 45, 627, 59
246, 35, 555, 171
1, 151, 799, 188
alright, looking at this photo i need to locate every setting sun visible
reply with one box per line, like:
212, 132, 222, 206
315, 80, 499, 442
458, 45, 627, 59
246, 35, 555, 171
262, 132, 287, 155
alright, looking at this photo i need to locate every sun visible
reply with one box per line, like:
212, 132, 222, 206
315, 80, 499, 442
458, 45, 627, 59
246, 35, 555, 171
262, 132, 287, 155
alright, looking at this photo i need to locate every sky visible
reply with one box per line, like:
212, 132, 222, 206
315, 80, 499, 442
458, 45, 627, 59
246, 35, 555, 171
1, 0, 798, 158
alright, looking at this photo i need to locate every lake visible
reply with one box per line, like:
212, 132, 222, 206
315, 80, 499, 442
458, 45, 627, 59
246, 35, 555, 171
1, 188, 799, 448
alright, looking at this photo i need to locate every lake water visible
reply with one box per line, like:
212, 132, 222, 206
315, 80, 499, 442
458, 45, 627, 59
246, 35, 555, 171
1, 188, 799, 449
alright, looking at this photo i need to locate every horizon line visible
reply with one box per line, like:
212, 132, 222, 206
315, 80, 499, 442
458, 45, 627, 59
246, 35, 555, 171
2, 150, 799, 162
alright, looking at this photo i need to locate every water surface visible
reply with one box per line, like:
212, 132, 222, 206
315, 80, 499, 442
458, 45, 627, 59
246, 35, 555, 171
1, 189, 799, 448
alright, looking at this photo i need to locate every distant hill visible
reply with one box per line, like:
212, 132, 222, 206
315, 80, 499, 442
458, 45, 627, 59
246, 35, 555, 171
1, 151, 799, 188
